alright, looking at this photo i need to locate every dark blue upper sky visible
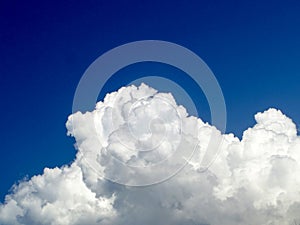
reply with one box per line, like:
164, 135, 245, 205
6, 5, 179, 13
1, 0, 300, 200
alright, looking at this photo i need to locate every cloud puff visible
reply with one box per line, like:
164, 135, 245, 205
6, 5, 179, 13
1, 84, 300, 225
0, 164, 116, 225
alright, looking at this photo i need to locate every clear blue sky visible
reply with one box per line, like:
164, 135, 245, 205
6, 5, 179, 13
1, 0, 300, 200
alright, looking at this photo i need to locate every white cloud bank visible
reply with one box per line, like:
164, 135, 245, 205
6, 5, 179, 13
1, 84, 300, 225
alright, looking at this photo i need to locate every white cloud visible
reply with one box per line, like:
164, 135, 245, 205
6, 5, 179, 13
1, 84, 300, 225
0, 164, 116, 225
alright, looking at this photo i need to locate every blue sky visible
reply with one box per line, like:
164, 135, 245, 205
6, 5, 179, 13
1, 0, 300, 201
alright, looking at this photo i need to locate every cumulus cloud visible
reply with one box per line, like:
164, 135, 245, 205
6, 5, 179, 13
1, 84, 300, 225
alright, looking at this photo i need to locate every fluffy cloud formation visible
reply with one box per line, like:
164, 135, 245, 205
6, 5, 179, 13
1, 84, 300, 225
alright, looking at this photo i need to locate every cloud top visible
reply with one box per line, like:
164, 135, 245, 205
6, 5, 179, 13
1, 84, 300, 225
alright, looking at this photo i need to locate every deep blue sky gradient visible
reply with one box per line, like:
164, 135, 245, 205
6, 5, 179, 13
1, 0, 300, 200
